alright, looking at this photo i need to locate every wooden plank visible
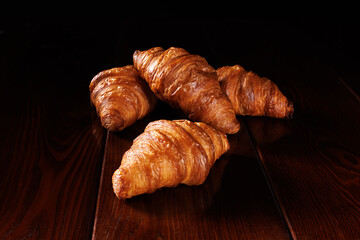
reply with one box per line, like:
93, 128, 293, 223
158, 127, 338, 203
0, 22, 114, 239
245, 56, 360, 239
0, 92, 105, 239
92, 102, 291, 239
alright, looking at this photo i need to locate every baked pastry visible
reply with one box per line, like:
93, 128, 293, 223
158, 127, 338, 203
89, 65, 157, 131
133, 47, 240, 134
112, 119, 230, 199
217, 65, 294, 118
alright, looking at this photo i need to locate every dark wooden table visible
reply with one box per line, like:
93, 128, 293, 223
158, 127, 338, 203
1, 20, 359, 240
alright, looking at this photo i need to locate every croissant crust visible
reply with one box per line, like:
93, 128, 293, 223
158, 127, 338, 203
133, 47, 240, 134
217, 65, 294, 118
112, 119, 229, 199
89, 65, 157, 131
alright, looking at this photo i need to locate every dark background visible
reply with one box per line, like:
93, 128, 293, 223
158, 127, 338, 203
2, 18, 359, 95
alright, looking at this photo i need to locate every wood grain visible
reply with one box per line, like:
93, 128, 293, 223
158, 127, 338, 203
0, 22, 111, 239
0, 97, 105, 240
246, 57, 360, 239
92, 104, 291, 239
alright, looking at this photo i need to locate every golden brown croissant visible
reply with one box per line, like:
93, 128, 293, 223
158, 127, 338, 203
112, 119, 230, 199
217, 65, 294, 118
133, 47, 240, 134
89, 65, 157, 131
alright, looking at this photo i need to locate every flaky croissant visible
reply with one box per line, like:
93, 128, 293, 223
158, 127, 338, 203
133, 47, 240, 134
217, 65, 294, 118
89, 65, 157, 131
112, 119, 230, 199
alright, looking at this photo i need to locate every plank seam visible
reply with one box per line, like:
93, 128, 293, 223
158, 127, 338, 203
91, 130, 110, 240
243, 119, 296, 240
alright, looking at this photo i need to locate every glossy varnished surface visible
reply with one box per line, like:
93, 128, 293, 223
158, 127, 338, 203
1, 20, 359, 239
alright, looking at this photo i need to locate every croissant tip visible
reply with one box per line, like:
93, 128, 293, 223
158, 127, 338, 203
101, 113, 125, 132
133, 49, 140, 56
112, 170, 121, 199
286, 101, 295, 119
226, 122, 241, 134
112, 169, 130, 199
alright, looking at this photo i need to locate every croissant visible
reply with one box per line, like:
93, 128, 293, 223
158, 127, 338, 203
133, 47, 240, 134
112, 119, 230, 199
217, 65, 294, 118
89, 65, 157, 131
